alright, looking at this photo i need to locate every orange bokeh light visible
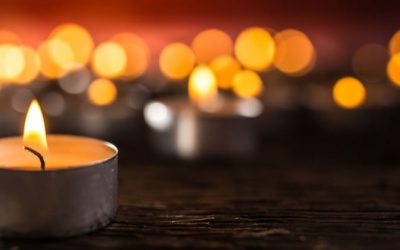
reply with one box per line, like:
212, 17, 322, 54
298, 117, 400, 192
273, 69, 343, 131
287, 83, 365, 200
160, 43, 196, 80
210, 55, 241, 89
387, 53, 400, 86
333, 77, 366, 109
87, 78, 117, 106
50, 23, 94, 65
38, 38, 75, 79
234, 27, 275, 71
273, 29, 316, 76
232, 70, 263, 98
92, 41, 127, 79
111, 32, 150, 80
191, 29, 233, 64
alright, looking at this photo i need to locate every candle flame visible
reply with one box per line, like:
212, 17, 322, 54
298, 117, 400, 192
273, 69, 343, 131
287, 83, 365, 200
188, 65, 217, 104
23, 99, 48, 153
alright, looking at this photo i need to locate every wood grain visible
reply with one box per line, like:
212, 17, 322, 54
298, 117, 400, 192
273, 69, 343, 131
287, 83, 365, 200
2, 163, 400, 249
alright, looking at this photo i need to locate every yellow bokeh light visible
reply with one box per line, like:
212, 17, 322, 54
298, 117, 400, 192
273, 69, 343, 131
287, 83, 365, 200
159, 43, 196, 80
234, 27, 275, 71
210, 55, 241, 89
50, 23, 94, 65
387, 53, 400, 86
232, 70, 263, 98
333, 77, 366, 109
0, 45, 25, 81
92, 42, 127, 79
188, 65, 218, 103
389, 30, 400, 56
87, 78, 117, 106
13, 46, 41, 84
38, 39, 75, 79
111, 33, 150, 79
274, 29, 316, 76
191, 29, 233, 64
0, 30, 21, 45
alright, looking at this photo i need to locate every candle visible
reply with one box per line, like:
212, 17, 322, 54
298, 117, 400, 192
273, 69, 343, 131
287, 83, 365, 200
145, 65, 263, 160
0, 100, 118, 238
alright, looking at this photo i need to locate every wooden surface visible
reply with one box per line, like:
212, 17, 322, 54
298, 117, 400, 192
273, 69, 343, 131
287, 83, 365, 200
2, 161, 400, 249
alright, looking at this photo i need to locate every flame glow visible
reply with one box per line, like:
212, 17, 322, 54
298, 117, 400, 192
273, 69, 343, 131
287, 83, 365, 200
188, 65, 217, 104
23, 99, 48, 153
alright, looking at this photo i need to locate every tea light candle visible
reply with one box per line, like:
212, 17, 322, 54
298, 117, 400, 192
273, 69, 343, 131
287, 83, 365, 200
144, 66, 263, 160
0, 100, 118, 239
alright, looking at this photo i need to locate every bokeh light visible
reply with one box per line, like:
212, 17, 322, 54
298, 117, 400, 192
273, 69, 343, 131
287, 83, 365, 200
144, 101, 173, 131
191, 29, 233, 64
389, 30, 400, 56
160, 43, 195, 80
232, 70, 263, 98
234, 27, 275, 71
14, 46, 41, 84
188, 65, 218, 104
352, 43, 388, 83
41, 92, 66, 117
59, 63, 91, 94
111, 33, 150, 80
333, 77, 366, 109
50, 23, 94, 65
0, 45, 25, 81
235, 98, 263, 117
38, 38, 75, 79
273, 29, 316, 76
0, 30, 21, 45
92, 41, 127, 79
11, 88, 34, 113
87, 78, 117, 106
210, 55, 241, 89
387, 53, 400, 86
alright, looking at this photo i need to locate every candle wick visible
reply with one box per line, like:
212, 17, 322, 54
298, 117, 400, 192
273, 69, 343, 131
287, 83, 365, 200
24, 146, 45, 171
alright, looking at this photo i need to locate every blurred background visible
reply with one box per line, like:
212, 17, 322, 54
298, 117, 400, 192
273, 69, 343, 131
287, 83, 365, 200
1, 0, 400, 165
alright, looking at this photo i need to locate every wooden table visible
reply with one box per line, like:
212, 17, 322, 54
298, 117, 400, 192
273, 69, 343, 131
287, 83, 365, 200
2, 156, 400, 249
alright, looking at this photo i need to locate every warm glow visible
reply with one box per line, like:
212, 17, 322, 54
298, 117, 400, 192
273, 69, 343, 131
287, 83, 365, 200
273, 29, 316, 76
232, 70, 263, 98
23, 99, 48, 153
38, 39, 75, 79
160, 43, 195, 80
14, 46, 41, 84
92, 42, 127, 78
191, 29, 233, 64
50, 23, 94, 65
188, 65, 218, 104
387, 53, 400, 86
210, 55, 241, 89
234, 27, 275, 71
0, 44, 25, 81
389, 30, 400, 56
333, 77, 366, 109
87, 78, 117, 106
0, 30, 21, 45
111, 33, 150, 79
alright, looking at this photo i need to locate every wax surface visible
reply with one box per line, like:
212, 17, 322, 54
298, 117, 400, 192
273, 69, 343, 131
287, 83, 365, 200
0, 135, 117, 170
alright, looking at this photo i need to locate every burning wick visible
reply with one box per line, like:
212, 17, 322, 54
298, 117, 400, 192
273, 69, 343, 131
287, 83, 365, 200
24, 146, 45, 170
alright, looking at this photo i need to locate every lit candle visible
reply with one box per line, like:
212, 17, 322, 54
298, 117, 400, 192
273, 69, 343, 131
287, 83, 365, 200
0, 100, 118, 238
145, 65, 263, 160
